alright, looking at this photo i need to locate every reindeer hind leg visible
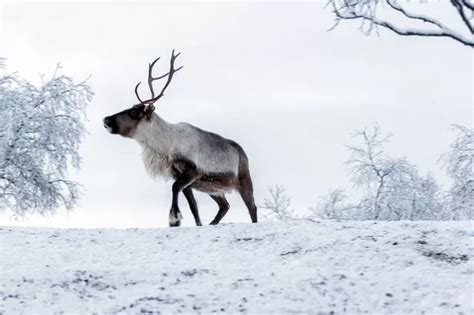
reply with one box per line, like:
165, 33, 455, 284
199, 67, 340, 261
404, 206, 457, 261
238, 173, 258, 223
209, 194, 230, 225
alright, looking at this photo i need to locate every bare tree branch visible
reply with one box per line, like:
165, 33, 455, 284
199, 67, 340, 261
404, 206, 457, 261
328, 0, 474, 47
462, 0, 474, 11
451, 0, 474, 34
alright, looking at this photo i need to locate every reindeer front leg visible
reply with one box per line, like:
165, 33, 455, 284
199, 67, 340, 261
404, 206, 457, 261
169, 161, 199, 227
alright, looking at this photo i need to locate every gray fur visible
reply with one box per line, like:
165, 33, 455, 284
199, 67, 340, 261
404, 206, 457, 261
135, 114, 241, 185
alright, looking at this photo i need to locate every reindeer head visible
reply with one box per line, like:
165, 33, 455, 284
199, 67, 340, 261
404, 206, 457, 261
103, 50, 183, 138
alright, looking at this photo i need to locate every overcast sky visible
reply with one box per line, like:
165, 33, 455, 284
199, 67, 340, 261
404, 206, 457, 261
0, 1, 472, 228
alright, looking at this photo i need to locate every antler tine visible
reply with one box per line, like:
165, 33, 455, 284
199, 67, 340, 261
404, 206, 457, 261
149, 57, 160, 69
147, 57, 161, 99
152, 65, 183, 81
134, 82, 145, 104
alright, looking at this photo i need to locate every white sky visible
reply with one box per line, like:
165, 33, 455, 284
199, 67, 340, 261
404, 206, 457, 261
0, 1, 472, 228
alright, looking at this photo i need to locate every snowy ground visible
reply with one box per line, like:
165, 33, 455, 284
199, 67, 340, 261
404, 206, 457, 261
0, 220, 473, 314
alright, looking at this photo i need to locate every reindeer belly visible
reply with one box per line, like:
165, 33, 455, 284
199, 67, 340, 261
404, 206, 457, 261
190, 173, 239, 195
168, 160, 238, 194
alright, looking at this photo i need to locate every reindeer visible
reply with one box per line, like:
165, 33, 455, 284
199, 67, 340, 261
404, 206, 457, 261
103, 50, 257, 227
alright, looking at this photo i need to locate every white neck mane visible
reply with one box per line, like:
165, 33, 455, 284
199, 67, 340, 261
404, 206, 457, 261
133, 114, 173, 151
133, 114, 176, 179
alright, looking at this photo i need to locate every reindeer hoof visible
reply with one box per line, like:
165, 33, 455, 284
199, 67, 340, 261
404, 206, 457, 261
169, 211, 183, 227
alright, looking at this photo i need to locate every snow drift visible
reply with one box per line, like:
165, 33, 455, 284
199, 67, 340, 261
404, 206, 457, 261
0, 220, 472, 314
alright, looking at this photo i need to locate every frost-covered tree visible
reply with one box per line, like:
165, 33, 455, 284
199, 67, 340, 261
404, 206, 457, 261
375, 166, 443, 220
0, 59, 93, 217
311, 188, 358, 220
335, 124, 444, 220
440, 125, 473, 219
345, 124, 393, 220
259, 185, 295, 221
407, 174, 444, 220
328, 0, 474, 47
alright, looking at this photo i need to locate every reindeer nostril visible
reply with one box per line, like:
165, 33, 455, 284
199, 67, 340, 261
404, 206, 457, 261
103, 117, 111, 126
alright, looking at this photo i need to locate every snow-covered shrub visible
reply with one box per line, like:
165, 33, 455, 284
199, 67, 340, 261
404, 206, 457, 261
259, 185, 296, 221
0, 60, 93, 217
311, 188, 359, 220
440, 125, 473, 219
315, 124, 445, 221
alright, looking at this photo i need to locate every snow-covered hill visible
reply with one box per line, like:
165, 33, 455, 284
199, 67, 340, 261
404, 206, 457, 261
0, 220, 472, 314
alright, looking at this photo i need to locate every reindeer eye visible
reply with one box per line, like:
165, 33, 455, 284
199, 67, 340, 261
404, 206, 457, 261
129, 108, 141, 118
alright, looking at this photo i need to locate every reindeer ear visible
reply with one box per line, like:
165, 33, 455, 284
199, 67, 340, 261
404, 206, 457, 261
144, 104, 155, 119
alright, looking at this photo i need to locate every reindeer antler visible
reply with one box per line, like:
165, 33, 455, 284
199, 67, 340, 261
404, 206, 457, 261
134, 49, 183, 106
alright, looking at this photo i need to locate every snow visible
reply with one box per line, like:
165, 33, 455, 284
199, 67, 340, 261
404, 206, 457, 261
1, 220, 473, 314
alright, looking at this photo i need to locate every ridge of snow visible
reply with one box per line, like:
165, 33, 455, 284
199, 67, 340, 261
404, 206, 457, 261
1, 220, 472, 314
